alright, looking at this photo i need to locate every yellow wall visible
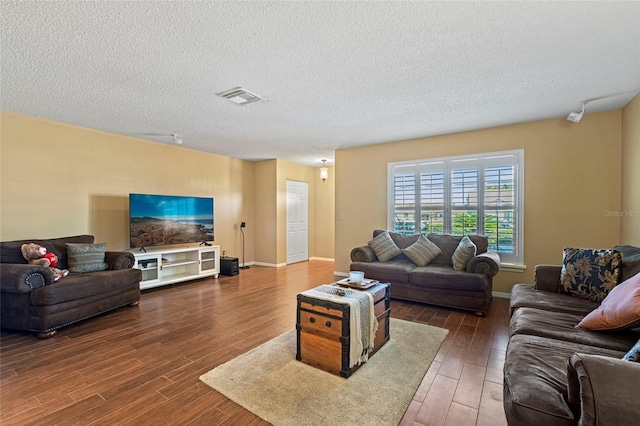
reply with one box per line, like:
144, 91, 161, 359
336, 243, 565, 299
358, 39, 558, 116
313, 165, 335, 260
0, 111, 255, 259
335, 111, 624, 293
621, 94, 640, 243
253, 160, 277, 265
2, 103, 633, 294
252, 159, 336, 265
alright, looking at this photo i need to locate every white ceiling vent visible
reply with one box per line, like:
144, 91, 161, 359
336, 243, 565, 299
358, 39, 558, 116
217, 87, 265, 105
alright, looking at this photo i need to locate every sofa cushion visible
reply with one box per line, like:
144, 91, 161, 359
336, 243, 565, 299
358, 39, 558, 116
0, 235, 94, 269
503, 334, 626, 426
560, 247, 622, 302
452, 236, 477, 271
510, 283, 599, 316
614, 244, 640, 282
368, 231, 402, 262
66, 242, 108, 273
29, 268, 141, 306
351, 260, 416, 283
510, 307, 639, 352
408, 265, 490, 292
578, 272, 640, 331
402, 234, 442, 266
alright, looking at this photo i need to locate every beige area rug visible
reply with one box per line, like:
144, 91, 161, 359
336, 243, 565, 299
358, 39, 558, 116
199, 318, 448, 426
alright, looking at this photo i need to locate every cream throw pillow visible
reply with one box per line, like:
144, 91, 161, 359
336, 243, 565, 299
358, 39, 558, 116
368, 232, 401, 262
402, 234, 442, 266
452, 236, 477, 271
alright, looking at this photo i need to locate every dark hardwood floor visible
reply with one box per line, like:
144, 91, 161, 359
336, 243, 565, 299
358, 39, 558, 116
0, 261, 509, 425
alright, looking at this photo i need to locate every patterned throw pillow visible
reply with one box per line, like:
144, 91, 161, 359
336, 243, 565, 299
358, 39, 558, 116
561, 248, 622, 302
66, 242, 108, 273
578, 272, 640, 331
623, 339, 640, 362
368, 231, 401, 262
452, 236, 477, 271
402, 234, 442, 267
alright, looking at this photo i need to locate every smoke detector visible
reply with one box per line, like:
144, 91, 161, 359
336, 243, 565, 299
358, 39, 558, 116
217, 87, 265, 105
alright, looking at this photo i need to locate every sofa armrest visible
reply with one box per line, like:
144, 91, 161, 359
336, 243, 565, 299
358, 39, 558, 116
105, 251, 135, 270
350, 246, 377, 263
466, 250, 500, 277
534, 264, 563, 292
0, 264, 54, 293
567, 353, 640, 426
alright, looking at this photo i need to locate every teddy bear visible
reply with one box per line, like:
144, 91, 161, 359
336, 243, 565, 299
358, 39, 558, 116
21, 243, 69, 281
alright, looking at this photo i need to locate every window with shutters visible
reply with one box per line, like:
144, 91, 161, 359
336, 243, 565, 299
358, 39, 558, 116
387, 150, 524, 265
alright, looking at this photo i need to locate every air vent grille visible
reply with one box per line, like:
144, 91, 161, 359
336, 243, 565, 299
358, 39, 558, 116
217, 87, 265, 105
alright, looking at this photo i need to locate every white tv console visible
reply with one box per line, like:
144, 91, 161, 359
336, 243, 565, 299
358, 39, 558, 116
130, 244, 220, 290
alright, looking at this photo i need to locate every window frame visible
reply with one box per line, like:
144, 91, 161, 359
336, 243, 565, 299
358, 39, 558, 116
387, 149, 524, 266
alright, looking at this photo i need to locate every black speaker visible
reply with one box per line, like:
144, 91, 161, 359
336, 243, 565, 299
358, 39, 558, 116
220, 257, 239, 276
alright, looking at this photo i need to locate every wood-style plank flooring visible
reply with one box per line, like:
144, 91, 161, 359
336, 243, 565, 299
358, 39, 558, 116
0, 261, 509, 425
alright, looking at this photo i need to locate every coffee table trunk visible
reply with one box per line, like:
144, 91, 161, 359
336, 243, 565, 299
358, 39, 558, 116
296, 283, 390, 377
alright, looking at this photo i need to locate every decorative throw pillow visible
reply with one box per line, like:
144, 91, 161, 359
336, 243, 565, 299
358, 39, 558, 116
577, 272, 640, 331
402, 234, 442, 267
613, 245, 640, 282
66, 242, 108, 273
452, 236, 477, 271
623, 339, 640, 362
561, 248, 622, 302
368, 231, 401, 262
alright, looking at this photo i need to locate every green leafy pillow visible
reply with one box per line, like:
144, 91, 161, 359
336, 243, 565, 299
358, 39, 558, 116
66, 243, 108, 273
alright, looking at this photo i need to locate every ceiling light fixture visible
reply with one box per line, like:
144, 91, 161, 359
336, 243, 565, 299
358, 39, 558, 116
217, 87, 265, 105
320, 160, 328, 182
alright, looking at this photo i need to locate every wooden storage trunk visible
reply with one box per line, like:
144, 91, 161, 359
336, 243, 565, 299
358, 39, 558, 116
296, 283, 390, 377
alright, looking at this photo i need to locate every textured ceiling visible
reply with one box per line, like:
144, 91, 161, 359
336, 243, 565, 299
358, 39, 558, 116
2, 1, 639, 167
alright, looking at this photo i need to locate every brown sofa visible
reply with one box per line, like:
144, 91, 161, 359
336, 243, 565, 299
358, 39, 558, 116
504, 262, 640, 425
350, 231, 500, 315
0, 235, 141, 338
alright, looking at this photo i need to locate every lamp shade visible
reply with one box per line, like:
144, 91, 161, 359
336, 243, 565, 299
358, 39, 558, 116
320, 167, 328, 182
320, 159, 328, 182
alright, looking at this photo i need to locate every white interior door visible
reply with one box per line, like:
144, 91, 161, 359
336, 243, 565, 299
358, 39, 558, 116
286, 180, 308, 264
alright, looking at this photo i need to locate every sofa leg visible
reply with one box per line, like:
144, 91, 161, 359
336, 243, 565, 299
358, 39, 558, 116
473, 311, 487, 317
37, 330, 57, 339
128, 300, 140, 307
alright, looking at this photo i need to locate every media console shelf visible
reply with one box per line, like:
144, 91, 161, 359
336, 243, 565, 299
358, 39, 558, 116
130, 245, 220, 290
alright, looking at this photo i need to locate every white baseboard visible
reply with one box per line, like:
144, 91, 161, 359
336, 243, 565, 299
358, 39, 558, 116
309, 257, 334, 262
252, 262, 287, 268
492, 291, 511, 299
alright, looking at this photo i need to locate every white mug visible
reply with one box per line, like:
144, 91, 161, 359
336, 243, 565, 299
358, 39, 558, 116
349, 271, 365, 283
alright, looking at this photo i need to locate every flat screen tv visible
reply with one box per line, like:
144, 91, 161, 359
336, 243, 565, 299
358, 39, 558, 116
129, 193, 214, 249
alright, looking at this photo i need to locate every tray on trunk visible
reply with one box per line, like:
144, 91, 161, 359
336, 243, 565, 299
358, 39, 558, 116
336, 278, 379, 289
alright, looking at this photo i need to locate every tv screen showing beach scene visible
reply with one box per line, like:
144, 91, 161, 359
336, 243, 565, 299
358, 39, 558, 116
129, 193, 214, 248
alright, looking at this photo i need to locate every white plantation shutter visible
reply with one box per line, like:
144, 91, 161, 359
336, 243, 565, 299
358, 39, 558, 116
393, 172, 417, 234
419, 171, 444, 234
388, 150, 523, 265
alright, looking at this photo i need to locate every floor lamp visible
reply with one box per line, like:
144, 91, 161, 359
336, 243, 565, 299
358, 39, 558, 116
240, 222, 249, 269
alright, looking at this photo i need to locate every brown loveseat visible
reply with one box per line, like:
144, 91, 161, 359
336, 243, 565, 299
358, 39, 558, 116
0, 235, 141, 338
505, 255, 640, 425
350, 230, 500, 315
